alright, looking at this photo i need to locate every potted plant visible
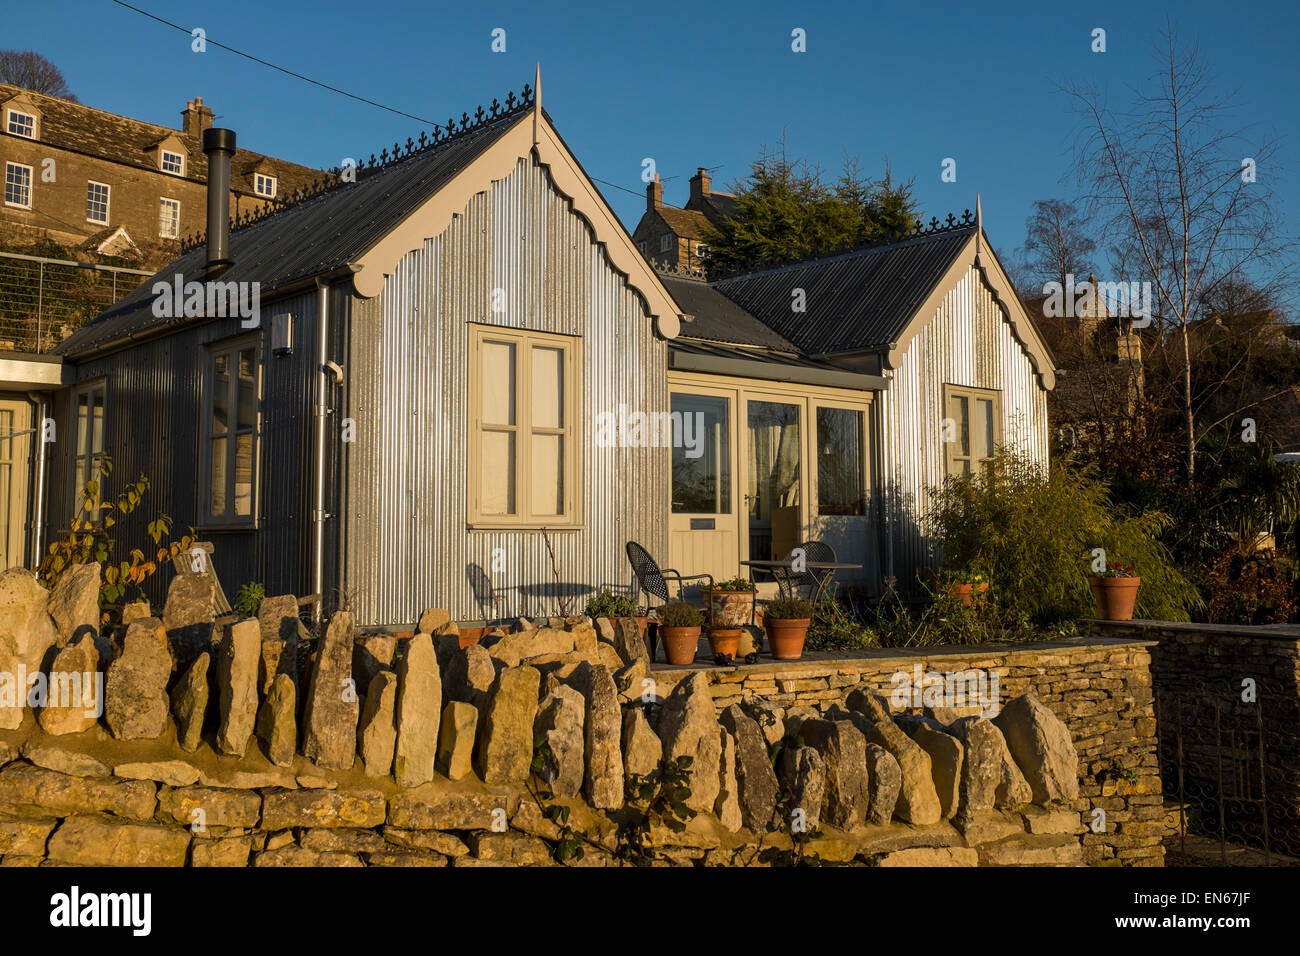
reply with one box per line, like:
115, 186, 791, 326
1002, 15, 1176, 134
707, 624, 742, 661
701, 578, 757, 629
1090, 562, 1141, 621
950, 572, 990, 607
764, 597, 814, 660
585, 589, 650, 638
658, 602, 704, 665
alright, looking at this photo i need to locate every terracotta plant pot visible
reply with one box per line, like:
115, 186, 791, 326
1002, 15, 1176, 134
765, 618, 811, 661
1090, 577, 1141, 621
708, 628, 742, 658
661, 626, 701, 666
702, 589, 755, 629
951, 582, 990, 607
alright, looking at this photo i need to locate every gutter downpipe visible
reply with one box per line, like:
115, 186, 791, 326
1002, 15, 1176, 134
312, 278, 330, 624
26, 391, 47, 567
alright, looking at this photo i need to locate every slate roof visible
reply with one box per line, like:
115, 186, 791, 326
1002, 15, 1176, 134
657, 273, 796, 350
690, 190, 737, 226
55, 102, 534, 358
710, 225, 976, 354
0, 83, 322, 199
654, 206, 712, 240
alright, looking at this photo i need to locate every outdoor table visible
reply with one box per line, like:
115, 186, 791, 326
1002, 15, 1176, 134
739, 558, 864, 619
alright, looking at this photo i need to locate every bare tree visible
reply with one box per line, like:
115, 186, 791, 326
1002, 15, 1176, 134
1017, 198, 1097, 293
1065, 27, 1293, 480
0, 50, 78, 101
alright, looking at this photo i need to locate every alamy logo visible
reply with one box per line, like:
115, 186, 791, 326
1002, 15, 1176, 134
151, 274, 261, 328
593, 404, 707, 458
1041, 273, 1152, 327
890, 664, 1000, 717
0, 665, 103, 716
50, 886, 151, 936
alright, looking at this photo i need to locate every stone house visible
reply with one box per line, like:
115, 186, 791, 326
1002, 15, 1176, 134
22, 74, 1054, 627
0, 84, 320, 255
631, 167, 736, 271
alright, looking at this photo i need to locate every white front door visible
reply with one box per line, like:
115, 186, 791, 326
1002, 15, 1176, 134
0, 399, 32, 570
808, 401, 877, 595
667, 386, 740, 591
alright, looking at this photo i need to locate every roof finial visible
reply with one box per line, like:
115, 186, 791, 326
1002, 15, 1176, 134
975, 193, 983, 257
533, 62, 542, 145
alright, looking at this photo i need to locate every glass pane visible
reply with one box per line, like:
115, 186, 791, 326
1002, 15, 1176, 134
531, 346, 563, 429
210, 436, 227, 516
975, 398, 995, 462
671, 393, 730, 514
76, 392, 89, 459
237, 348, 257, 430
531, 434, 563, 516
90, 388, 104, 454
212, 353, 229, 435
747, 400, 800, 561
817, 407, 864, 516
235, 433, 253, 516
481, 430, 515, 515
946, 393, 970, 457
481, 341, 515, 426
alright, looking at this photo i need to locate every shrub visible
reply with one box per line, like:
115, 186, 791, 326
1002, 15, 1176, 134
806, 599, 877, 651
765, 597, 813, 620
586, 589, 638, 618
234, 582, 266, 618
1205, 550, 1297, 625
929, 450, 1201, 624
658, 602, 703, 628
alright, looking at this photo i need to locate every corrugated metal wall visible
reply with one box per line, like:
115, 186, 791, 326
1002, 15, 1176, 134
342, 157, 668, 627
877, 266, 1050, 587
47, 288, 328, 608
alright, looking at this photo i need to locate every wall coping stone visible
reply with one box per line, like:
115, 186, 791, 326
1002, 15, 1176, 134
1087, 619, 1300, 642
650, 635, 1157, 680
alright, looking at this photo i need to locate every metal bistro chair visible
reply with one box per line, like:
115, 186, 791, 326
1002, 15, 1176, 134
625, 541, 714, 607
772, 540, 838, 603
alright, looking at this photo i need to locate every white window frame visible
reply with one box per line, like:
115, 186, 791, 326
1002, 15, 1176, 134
659, 234, 673, 253
86, 181, 110, 224
6, 108, 36, 139
201, 335, 262, 529
160, 150, 185, 176
158, 198, 181, 238
70, 380, 107, 519
4, 162, 32, 209
695, 242, 709, 258
468, 324, 581, 528
254, 173, 277, 198
943, 384, 1003, 477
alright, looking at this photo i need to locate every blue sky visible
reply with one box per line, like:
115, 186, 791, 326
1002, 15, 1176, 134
11, 0, 1300, 273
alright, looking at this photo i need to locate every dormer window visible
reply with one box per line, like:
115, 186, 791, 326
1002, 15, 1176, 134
6, 109, 36, 139
161, 150, 185, 176
254, 173, 276, 198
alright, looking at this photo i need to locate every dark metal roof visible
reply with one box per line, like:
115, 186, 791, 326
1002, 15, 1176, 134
658, 273, 797, 350
667, 338, 885, 390
710, 224, 975, 355
55, 98, 534, 359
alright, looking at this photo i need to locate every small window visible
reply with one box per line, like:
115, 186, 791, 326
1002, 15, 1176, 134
943, 384, 1002, 476
6, 109, 36, 138
469, 325, 579, 526
161, 150, 185, 175
695, 242, 709, 258
71, 381, 107, 517
203, 338, 261, 526
86, 181, 110, 224
254, 173, 276, 198
638, 241, 647, 254
4, 162, 32, 208
158, 198, 181, 238
659, 234, 673, 253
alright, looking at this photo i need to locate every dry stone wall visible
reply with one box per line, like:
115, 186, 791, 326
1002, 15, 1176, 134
0, 566, 1161, 866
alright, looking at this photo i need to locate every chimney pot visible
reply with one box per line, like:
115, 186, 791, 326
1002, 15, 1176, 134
647, 175, 663, 212
182, 97, 215, 136
202, 127, 237, 276
689, 167, 711, 206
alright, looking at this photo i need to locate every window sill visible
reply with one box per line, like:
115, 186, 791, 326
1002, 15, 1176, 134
467, 522, 585, 532
194, 522, 260, 534
4, 202, 31, 210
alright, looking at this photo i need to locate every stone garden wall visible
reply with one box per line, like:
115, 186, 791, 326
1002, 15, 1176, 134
0, 564, 1162, 866
1088, 619, 1300, 855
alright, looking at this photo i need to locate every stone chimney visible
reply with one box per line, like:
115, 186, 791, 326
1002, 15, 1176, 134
689, 167, 711, 206
646, 174, 663, 213
182, 97, 214, 136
